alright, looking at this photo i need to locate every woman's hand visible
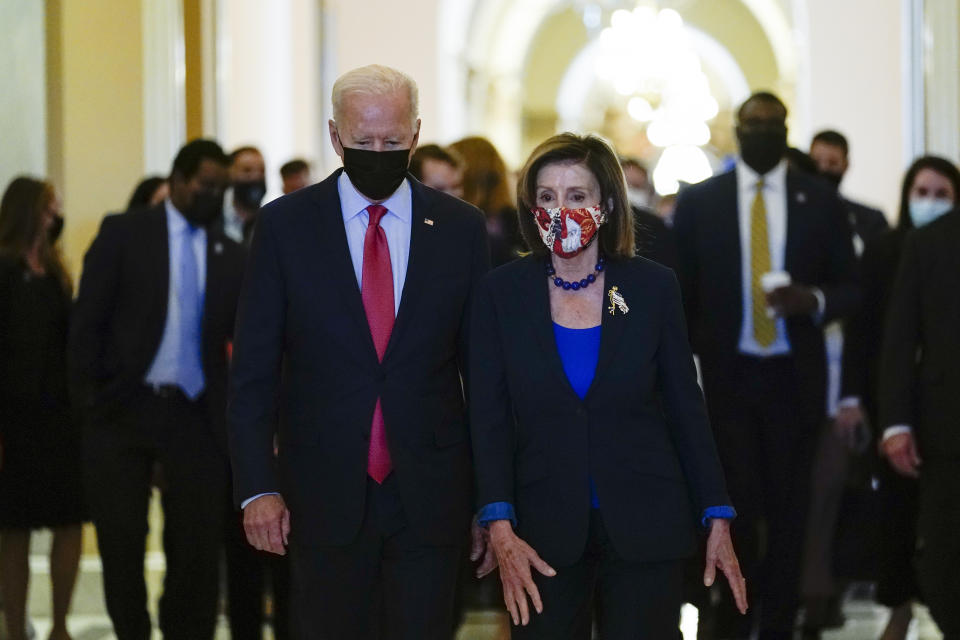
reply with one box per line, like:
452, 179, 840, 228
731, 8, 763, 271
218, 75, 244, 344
488, 520, 556, 626
704, 518, 748, 614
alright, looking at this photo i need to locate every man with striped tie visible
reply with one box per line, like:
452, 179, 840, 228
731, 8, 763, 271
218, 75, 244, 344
673, 93, 859, 640
228, 65, 490, 639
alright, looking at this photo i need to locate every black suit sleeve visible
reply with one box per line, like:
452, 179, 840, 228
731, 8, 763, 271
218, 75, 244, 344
819, 195, 860, 324
227, 210, 286, 505
655, 271, 730, 513
671, 192, 700, 350
468, 276, 515, 509
840, 236, 885, 401
456, 215, 491, 396
878, 232, 922, 431
68, 214, 124, 410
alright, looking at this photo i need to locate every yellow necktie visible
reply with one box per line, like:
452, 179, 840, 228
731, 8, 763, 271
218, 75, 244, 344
751, 179, 776, 347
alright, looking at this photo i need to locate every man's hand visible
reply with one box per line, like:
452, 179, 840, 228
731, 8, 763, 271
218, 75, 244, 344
881, 432, 921, 478
834, 404, 865, 439
488, 520, 556, 626
243, 494, 291, 555
704, 519, 748, 615
470, 518, 498, 578
766, 285, 818, 317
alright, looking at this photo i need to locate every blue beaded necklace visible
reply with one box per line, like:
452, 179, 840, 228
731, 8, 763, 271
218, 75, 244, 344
546, 255, 606, 291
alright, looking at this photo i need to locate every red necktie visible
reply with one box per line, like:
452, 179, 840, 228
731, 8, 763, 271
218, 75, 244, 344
361, 204, 394, 483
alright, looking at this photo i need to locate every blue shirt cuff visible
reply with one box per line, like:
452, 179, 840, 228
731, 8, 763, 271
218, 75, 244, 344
702, 505, 737, 528
477, 501, 517, 528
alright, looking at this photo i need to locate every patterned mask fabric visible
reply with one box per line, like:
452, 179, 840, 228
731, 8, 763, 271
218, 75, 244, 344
531, 205, 606, 258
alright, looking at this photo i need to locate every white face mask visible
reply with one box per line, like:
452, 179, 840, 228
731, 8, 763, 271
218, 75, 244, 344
908, 197, 954, 228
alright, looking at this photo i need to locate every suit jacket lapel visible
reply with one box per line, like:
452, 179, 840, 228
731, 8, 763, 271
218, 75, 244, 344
588, 259, 628, 398
518, 257, 581, 400
144, 205, 171, 351
310, 171, 379, 364
383, 178, 435, 362
784, 171, 804, 274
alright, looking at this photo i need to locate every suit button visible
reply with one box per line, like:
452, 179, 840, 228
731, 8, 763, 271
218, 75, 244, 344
576, 407, 586, 417
377, 372, 386, 383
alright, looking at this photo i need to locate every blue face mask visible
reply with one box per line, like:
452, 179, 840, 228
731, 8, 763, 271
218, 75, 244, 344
908, 197, 953, 228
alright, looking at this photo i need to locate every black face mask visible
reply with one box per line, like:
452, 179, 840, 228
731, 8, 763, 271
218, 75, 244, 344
737, 126, 788, 175
183, 189, 224, 228
47, 214, 64, 244
341, 147, 410, 201
233, 179, 266, 210
820, 171, 843, 190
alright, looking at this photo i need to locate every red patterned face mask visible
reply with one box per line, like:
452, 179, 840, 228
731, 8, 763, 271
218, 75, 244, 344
531, 205, 606, 258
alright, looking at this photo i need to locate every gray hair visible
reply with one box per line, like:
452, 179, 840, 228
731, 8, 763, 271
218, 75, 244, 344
331, 65, 419, 128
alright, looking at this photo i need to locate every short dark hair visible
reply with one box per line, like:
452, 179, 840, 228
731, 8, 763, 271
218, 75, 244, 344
280, 158, 310, 178
170, 139, 228, 181
229, 145, 263, 165
127, 176, 166, 210
409, 144, 464, 181
811, 130, 849, 157
897, 155, 960, 232
516, 133, 635, 260
737, 91, 788, 123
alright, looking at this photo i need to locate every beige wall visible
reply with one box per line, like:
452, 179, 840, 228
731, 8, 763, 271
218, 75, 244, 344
0, 1, 47, 190
47, 0, 146, 280
803, 0, 905, 218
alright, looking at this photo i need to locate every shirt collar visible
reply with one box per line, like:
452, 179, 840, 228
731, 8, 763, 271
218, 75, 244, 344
736, 157, 788, 191
338, 171, 412, 224
164, 198, 190, 233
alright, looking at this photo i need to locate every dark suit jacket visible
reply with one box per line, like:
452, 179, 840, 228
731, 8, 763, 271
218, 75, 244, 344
227, 170, 490, 547
879, 211, 960, 458
673, 169, 859, 420
69, 204, 246, 449
469, 255, 729, 567
844, 198, 889, 244
634, 205, 678, 271
840, 229, 906, 424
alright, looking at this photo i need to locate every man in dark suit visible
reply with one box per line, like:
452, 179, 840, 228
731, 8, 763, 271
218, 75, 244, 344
228, 65, 490, 639
673, 93, 859, 640
809, 130, 888, 253
70, 139, 246, 639
879, 210, 960, 638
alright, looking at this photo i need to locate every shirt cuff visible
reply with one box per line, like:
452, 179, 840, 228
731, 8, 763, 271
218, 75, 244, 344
241, 492, 279, 509
477, 501, 517, 528
838, 396, 861, 409
811, 287, 826, 324
702, 505, 737, 528
881, 425, 912, 444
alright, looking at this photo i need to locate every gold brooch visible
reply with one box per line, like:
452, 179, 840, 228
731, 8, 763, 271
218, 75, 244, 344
607, 286, 629, 316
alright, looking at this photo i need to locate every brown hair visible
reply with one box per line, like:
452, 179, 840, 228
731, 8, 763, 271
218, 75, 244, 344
0, 176, 72, 294
449, 136, 514, 217
409, 144, 464, 180
516, 133, 635, 260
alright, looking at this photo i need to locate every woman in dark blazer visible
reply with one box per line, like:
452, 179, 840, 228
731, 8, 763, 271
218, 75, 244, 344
470, 133, 747, 638
838, 155, 960, 640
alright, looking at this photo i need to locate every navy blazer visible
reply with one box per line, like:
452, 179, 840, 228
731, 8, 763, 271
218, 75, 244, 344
469, 255, 729, 567
673, 169, 859, 420
227, 170, 489, 547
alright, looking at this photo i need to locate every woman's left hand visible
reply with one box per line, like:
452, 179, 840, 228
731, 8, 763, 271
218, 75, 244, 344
704, 519, 748, 614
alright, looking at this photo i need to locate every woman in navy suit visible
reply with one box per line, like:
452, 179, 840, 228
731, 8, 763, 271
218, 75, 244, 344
470, 133, 747, 638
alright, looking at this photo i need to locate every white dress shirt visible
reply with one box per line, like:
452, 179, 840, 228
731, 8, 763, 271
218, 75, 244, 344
145, 199, 207, 390
736, 159, 793, 356
221, 187, 245, 244
338, 171, 412, 315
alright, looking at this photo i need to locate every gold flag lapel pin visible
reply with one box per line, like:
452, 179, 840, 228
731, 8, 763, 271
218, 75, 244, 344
424, 218, 435, 226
